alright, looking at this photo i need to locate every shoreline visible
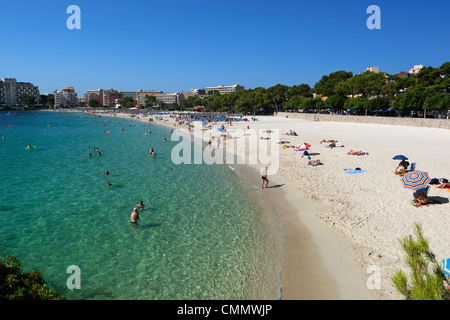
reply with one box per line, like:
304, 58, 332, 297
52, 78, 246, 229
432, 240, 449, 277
92, 110, 375, 300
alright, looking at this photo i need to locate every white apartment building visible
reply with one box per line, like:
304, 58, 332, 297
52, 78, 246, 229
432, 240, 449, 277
409, 64, 424, 75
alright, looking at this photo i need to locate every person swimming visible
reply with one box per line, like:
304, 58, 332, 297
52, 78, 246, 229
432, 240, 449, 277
135, 200, 146, 209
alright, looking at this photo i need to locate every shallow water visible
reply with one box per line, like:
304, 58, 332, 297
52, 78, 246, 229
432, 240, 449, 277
0, 111, 283, 300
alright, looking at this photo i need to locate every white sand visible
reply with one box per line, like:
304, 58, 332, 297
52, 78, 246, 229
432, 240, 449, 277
98, 111, 450, 299
227, 115, 450, 299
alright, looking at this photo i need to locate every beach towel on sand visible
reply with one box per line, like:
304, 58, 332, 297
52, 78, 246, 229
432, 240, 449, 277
344, 168, 367, 174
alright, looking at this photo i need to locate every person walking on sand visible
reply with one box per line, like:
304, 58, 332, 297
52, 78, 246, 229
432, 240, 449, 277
261, 167, 269, 189
130, 207, 140, 224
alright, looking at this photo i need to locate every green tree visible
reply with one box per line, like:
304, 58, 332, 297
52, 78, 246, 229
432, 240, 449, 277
424, 93, 450, 115
181, 96, 203, 110
157, 100, 166, 110
18, 93, 35, 108
367, 96, 390, 112
286, 84, 313, 100
46, 95, 55, 108
393, 90, 428, 115
88, 98, 99, 108
144, 95, 157, 108
266, 84, 290, 112
0, 255, 65, 300
120, 97, 134, 108
392, 223, 450, 300
324, 95, 347, 111
344, 97, 369, 111
314, 70, 353, 97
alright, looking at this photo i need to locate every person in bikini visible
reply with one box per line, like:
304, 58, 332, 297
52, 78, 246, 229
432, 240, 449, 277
436, 178, 450, 189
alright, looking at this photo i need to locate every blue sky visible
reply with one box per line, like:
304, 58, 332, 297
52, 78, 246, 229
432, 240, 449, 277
0, 0, 448, 94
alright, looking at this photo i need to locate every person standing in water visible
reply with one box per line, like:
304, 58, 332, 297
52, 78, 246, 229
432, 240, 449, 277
261, 167, 269, 189
130, 207, 139, 224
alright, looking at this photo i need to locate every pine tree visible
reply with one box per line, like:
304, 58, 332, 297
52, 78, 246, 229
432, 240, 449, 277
392, 223, 450, 300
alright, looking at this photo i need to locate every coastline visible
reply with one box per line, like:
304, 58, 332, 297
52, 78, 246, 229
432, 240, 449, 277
92, 110, 375, 300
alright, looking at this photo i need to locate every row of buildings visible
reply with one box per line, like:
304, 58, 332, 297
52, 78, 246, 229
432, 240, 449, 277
1, 65, 425, 108
80, 84, 245, 108
0, 78, 41, 106
0, 79, 245, 108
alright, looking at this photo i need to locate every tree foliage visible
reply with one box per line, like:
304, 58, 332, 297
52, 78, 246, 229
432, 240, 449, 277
174, 62, 449, 116
19, 93, 35, 107
392, 223, 450, 300
0, 255, 64, 300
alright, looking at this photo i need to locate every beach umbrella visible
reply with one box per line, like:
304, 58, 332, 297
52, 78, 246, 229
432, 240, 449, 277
393, 155, 408, 160
401, 171, 431, 190
297, 143, 310, 150
443, 258, 450, 276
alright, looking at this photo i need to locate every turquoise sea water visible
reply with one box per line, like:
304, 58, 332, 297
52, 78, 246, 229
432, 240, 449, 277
0, 111, 284, 300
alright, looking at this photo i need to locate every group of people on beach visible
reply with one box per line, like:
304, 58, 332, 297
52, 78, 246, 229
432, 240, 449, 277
393, 159, 450, 206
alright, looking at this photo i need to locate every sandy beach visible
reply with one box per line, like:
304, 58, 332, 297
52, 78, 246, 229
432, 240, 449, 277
96, 110, 449, 300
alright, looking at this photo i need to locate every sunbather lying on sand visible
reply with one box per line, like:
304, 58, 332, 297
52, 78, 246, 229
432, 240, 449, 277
320, 139, 337, 144
347, 149, 368, 155
436, 178, 450, 189
278, 140, 290, 144
394, 165, 406, 176
308, 159, 323, 166
412, 189, 429, 205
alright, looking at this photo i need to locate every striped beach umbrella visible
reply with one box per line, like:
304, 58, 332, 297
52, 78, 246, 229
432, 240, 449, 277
401, 171, 431, 190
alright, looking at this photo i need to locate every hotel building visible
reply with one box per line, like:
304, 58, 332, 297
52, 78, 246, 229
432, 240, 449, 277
54, 87, 78, 106
204, 84, 244, 94
136, 91, 181, 107
0, 78, 40, 106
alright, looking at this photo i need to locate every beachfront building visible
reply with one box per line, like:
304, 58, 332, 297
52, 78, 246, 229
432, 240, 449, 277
205, 84, 244, 94
409, 64, 424, 75
120, 89, 163, 100
136, 91, 182, 107
101, 89, 121, 107
84, 89, 103, 106
85, 88, 121, 107
54, 87, 78, 106
0, 78, 40, 106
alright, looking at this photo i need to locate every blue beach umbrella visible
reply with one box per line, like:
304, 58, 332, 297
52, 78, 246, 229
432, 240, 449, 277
401, 171, 431, 190
443, 259, 450, 276
393, 155, 408, 160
